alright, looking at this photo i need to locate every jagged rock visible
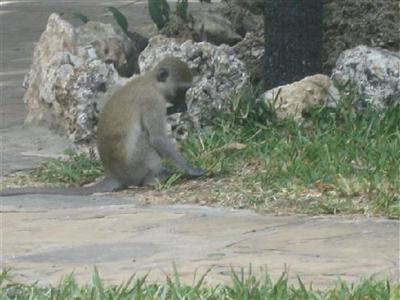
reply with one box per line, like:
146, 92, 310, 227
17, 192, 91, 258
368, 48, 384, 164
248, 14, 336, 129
232, 32, 264, 83
161, 11, 242, 46
24, 14, 75, 124
191, 11, 242, 46
332, 46, 400, 109
24, 52, 121, 145
135, 24, 159, 40
218, 1, 263, 36
159, 2, 261, 45
139, 35, 249, 140
75, 20, 140, 76
159, 14, 197, 43
23, 13, 135, 145
260, 74, 339, 122
230, 0, 264, 15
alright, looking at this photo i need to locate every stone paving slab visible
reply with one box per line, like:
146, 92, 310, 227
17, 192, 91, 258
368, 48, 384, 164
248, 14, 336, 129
1, 195, 399, 287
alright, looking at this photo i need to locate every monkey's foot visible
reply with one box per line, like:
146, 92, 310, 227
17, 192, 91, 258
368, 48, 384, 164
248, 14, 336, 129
91, 177, 126, 193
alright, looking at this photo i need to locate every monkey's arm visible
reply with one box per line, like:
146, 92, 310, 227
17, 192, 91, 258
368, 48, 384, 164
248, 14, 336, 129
150, 136, 204, 176
143, 107, 205, 178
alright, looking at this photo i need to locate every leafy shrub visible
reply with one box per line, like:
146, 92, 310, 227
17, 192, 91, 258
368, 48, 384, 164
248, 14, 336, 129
176, 0, 189, 21
148, 0, 170, 30
108, 6, 129, 34
32, 149, 103, 186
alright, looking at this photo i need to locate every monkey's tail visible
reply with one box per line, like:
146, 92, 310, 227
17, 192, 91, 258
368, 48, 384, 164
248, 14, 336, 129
0, 178, 125, 197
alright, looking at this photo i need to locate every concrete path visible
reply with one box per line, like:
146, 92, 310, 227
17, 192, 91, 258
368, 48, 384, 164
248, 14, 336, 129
1, 195, 399, 286
0, 0, 399, 288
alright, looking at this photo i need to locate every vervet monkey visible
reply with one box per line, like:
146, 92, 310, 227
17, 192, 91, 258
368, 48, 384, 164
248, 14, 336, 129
0, 57, 205, 196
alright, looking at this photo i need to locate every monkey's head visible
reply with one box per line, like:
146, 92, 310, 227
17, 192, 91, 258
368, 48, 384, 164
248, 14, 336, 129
154, 57, 193, 114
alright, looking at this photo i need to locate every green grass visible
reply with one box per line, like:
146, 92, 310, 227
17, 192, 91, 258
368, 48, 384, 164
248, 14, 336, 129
181, 87, 400, 218
1, 268, 398, 300
31, 149, 103, 186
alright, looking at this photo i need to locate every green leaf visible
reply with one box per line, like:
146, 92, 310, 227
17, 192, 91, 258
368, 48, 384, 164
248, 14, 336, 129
148, 0, 170, 30
176, 0, 189, 21
73, 12, 90, 24
108, 6, 129, 33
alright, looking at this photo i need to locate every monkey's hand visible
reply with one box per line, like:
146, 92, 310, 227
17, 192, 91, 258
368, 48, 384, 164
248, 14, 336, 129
149, 135, 206, 179
186, 167, 206, 178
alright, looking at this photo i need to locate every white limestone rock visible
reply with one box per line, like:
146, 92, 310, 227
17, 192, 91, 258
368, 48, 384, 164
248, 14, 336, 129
332, 45, 400, 109
23, 13, 136, 145
260, 74, 339, 123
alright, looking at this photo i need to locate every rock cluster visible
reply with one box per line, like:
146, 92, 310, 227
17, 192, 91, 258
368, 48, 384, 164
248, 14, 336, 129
23, 14, 249, 145
22, 3, 400, 148
219, 0, 264, 36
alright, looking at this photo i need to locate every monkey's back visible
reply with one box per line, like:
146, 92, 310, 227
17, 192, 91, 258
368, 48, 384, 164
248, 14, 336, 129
96, 75, 155, 185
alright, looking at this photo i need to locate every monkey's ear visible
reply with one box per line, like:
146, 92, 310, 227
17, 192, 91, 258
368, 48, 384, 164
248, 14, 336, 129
157, 68, 169, 82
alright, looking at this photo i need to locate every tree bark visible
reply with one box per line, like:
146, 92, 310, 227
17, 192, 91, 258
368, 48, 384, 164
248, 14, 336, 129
264, 0, 323, 89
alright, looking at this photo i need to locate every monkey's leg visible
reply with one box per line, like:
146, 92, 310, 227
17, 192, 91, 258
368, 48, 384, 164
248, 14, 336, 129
137, 149, 165, 186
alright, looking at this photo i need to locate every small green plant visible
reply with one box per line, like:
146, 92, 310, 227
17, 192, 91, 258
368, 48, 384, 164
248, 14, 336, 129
212, 85, 276, 130
148, 0, 170, 30
71, 0, 199, 34
107, 6, 129, 34
175, 0, 189, 21
69, 7, 129, 34
72, 12, 90, 24
32, 149, 103, 186
154, 173, 183, 191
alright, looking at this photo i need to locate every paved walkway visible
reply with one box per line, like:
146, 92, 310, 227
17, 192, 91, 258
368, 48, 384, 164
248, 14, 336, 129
0, 0, 399, 288
2, 195, 399, 286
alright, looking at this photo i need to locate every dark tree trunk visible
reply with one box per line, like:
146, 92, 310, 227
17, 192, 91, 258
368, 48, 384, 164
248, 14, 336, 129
264, 0, 323, 89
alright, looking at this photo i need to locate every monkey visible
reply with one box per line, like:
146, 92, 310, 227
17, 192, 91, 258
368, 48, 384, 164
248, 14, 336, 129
96, 56, 205, 187
0, 57, 205, 197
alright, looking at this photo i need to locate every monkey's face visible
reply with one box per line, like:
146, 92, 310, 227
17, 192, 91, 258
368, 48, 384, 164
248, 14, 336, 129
156, 66, 191, 114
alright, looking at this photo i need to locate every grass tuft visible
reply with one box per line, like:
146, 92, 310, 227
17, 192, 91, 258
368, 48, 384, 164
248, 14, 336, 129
31, 149, 103, 186
0, 268, 398, 299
